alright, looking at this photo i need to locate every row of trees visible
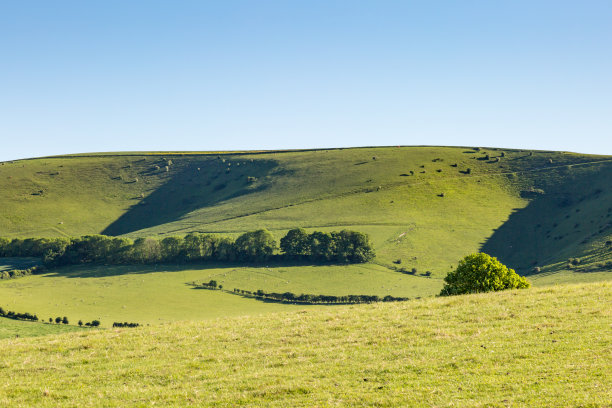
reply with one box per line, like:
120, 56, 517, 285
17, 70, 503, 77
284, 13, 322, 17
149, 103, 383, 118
0, 305, 103, 328
280, 228, 375, 263
112, 322, 140, 328
0, 306, 38, 322
231, 288, 407, 304
0, 229, 375, 267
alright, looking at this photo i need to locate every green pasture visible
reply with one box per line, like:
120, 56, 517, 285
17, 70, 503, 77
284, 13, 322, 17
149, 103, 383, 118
1, 259, 609, 327
0, 146, 610, 325
0, 262, 441, 325
0, 317, 85, 340
0, 281, 609, 407
1, 147, 610, 277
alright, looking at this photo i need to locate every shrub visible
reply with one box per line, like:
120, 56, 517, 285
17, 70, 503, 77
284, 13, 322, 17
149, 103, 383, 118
440, 253, 530, 296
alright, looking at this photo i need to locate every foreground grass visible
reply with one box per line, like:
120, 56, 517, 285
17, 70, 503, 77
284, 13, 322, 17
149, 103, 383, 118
0, 282, 609, 407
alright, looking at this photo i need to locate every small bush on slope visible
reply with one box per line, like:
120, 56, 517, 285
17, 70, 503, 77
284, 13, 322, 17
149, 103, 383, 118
440, 252, 530, 296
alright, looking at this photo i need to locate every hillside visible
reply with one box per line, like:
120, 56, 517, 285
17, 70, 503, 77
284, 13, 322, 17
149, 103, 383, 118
1, 146, 611, 279
0, 281, 609, 407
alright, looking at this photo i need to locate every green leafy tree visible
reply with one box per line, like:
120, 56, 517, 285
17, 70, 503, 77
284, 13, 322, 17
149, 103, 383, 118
308, 231, 335, 262
333, 230, 375, 263
213, 237, 236, 261
130, 237, 161, 263
280, 228, 310, 258
235, 230, 277, 262
182, 233, 204, 261
440, 253, 530, 296
160, 236, 184, 262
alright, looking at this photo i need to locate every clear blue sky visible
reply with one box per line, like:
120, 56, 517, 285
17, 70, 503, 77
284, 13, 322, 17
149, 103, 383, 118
1, 1, 611, 161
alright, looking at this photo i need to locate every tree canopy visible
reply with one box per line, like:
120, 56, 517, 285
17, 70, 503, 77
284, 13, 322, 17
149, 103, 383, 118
440, 253, 530, 296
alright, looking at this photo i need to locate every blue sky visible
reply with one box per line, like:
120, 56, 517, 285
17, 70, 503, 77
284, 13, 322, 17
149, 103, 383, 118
1, 1, 611, 161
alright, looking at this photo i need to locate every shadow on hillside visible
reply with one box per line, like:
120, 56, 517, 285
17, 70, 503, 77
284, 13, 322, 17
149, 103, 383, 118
40, 263, 227, 279
481, 164, 612, 274
101, 158, 278, 236
39, 259, 353, 279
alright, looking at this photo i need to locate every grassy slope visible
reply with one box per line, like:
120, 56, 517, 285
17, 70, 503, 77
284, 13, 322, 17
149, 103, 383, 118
0, 263, 440, 325
0, 282, 609, 407
0, 317, 85, 339
0, 146, 610, 323
1, 147, 610, 275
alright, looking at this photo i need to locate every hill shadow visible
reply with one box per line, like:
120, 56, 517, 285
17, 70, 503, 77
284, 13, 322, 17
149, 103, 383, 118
40, 262, 231, 279
102, 157, 278, 236
40, 259, 359, 279
481, 164, 612, 274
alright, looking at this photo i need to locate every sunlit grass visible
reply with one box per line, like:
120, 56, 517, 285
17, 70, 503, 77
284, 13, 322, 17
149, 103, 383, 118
0, 281, 609, 407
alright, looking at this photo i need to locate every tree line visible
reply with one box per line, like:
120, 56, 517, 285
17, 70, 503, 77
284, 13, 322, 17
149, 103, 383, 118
229, 288, 408, 304
0, 228, 375, 267
112, 322, 140, 328
0, 306, 39, 322
0, 305, 102, 327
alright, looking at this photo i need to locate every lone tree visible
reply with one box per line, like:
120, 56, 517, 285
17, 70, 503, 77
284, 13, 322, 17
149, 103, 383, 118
440, 253, 530, 296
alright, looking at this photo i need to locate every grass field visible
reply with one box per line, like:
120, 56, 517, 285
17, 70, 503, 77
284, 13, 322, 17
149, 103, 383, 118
0, 147, 610, 407
0, 281, 609, 407
1, 259, 610, 326
1, 146, 610, 326
1, 147, 611, 277
0, 317, 85, 340
0, 262, 440, 325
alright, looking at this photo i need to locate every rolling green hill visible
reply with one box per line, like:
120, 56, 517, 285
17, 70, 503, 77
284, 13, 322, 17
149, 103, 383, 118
2, 146, 611, 273
1, 281, 609, 407
0, 146, 611, 324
